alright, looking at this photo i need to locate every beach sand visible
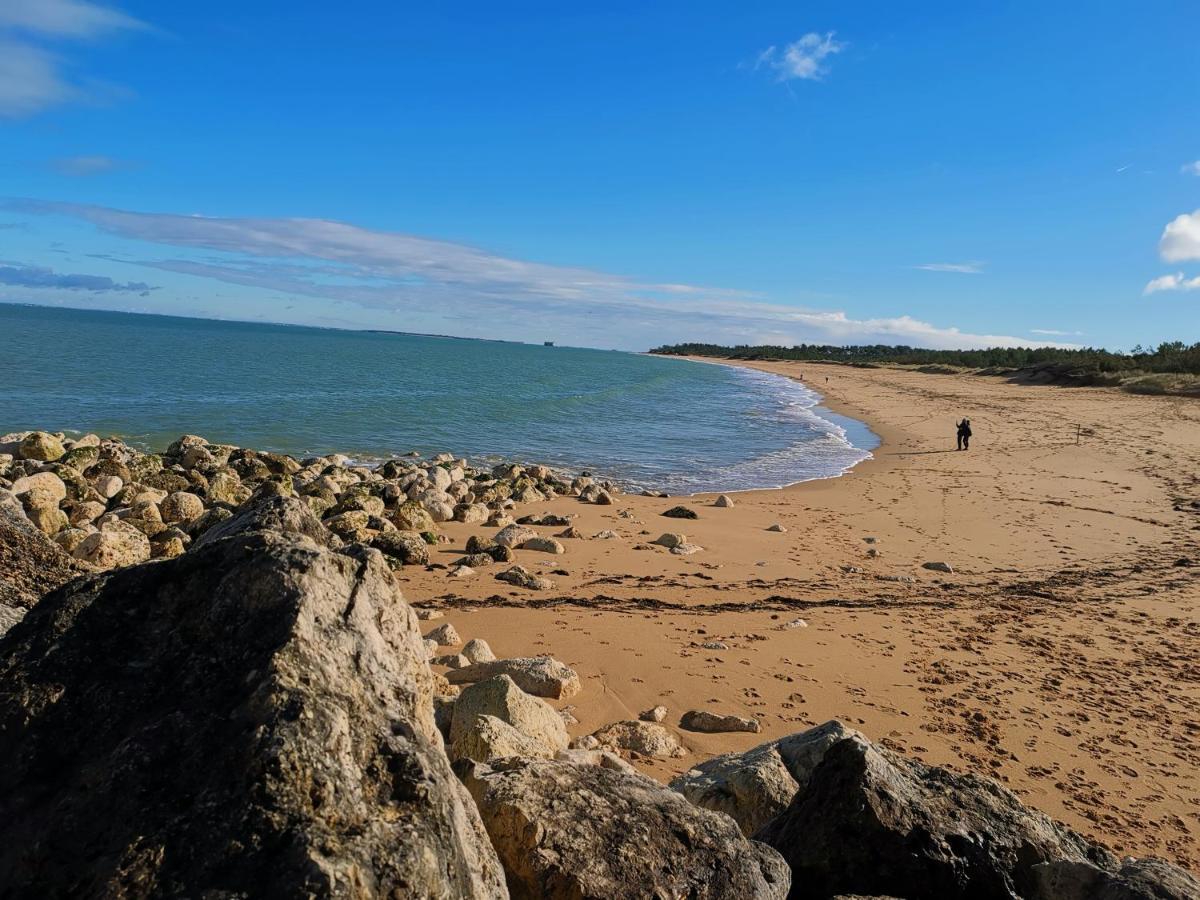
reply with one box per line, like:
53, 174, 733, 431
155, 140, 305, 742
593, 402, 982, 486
402, 360, 1200, 867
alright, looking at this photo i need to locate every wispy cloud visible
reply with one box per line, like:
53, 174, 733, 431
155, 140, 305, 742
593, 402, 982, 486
50, 154, 123, 176
0, 262, 154, 293
1031, 328, 1085, 336
755, 32, 846, 82
0, 0, 147, 117
2, 198, 1078, 351
1182, 161, 1200, 176
913, 261, 985, 274
1158, 210, 1200, 263
1143, 272, 1200, 295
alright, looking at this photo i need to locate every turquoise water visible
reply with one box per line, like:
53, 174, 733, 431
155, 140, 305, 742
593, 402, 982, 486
0, 304, 876, 493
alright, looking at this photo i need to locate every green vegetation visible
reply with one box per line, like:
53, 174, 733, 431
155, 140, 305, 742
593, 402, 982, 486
650, 341, 1200, 376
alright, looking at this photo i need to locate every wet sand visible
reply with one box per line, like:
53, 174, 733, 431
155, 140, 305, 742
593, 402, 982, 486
401, 360, 1200, 867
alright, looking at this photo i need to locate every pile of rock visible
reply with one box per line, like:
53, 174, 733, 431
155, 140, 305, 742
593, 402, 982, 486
0, 430, 617, 574
0, 493, 1196, 898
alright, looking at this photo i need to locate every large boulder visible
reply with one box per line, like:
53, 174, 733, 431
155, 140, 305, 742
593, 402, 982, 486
446, 656, 581, 699
0, 530, 507, 897
18, 431, 65, 461
457, 757, 790, 900
71, 520, 151, 570
1030, 857, 1200, 900
754, 735, 1114, 900
671, 720, 861, 835
192, 493, 338, 549
449, 675, 569, 762
0, 490, 91, 634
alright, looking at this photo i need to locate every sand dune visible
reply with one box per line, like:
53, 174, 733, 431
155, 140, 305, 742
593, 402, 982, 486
403, 360, 1200, 869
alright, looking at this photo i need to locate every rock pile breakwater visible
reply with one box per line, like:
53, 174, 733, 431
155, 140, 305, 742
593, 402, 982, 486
0, 429, 619, 573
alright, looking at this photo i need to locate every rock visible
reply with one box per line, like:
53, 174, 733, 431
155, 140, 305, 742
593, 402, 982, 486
68, 500, 107, 526
25, 503, 68, 536
434, 653, 471, 669
206, 469, 251, 505
94, 474, 125, 499
0, 529, 507, 897
72, 521, 151, 569
18, 431, 65, 462
640, 705, 668, 723
554, 747, 639, 776
424, 638, 439, 658
671, 721, 862, 836
193, 494, 336, 549
495, 565, 554, 591
494, 523, 537, 548
592, 720, 685, 758
457, 757, 789, 899
53, 527, 92, 555
371, 529, 430, 565
449, 565, 477, 579
700, 640, 729, 650
923, 561, 954, 574
449, 674, 569, 762
10, 471, 67, 502
425, 622, 462, 646
159, 490, 205, 524
714, 494, 735, 508
455, 502, 490, 525
391, 500, 435, 532
671, 542, 703, 556
555, 525, 584, 539
593, 489, 614, 505
462, 637, 497, 664
755, 735, 1113, 900
455, 553, 495, 568
681, 710, 761, 734
0, 489, 92, 621
1030, 857, 1200, 900
519, 536, 565, 554
766, 523, 787, 533
592, 529, 619, 540
652, 532, 687, 548
446, 656, 581, 699
453, 714, 555, 763
416, 608, 444, 621
662, 505, 698, 519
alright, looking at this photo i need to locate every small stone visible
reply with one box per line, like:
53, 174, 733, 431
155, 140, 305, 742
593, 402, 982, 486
699, 641, 728, 650
923, 561, 954, 574
670, 543, 703, 556
640, 705, 668, 723
662, 505, 698, 520
462, 638, 497, 664
680, 710, 761, 734
591, 720, 684, 758
433, 654, 471, 669
714, 494, 735, 508
425, 623, 461, 646
448, 565, 476, 578
495, 565, 554, 591
766, 524, 787, 533
416, 609, 444, 621
160, 491, 205, 524
652, 532, 687, 549
519, 536, 565, 554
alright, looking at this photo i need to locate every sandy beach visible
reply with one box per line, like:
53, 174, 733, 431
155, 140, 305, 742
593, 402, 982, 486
404, 360, 1200, 869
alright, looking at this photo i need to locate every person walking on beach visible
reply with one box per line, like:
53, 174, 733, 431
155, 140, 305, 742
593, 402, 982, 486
956, 417, 972, 450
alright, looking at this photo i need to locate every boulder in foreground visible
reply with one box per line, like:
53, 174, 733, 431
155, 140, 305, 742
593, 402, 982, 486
0, 526, 506, 898
671, 720, 860, 835
755, 734, 1113, 900
457, 756, 790, 899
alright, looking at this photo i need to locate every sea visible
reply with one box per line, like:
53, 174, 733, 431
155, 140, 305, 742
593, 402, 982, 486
0, 304, 877, 495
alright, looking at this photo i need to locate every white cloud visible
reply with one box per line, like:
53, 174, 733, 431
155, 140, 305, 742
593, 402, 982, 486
3, 198, 1078, 351
50, 154, 121, 176
913, 261, 985, 274
1182, 161, 1200, 176
1159, 210, 1200, 263
1031, 328, 1084, 336
756, 32, 846, 82
1143, 272, 1200, 295
0, 0, 145, 117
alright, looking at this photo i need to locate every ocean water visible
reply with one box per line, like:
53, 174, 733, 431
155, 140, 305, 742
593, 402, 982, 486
0, 304, 876, 494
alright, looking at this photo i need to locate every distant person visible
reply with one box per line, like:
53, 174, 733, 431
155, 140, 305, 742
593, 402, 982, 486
956, 418, 972, 450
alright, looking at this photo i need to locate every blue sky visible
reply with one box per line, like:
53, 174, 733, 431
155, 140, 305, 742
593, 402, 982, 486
0, 0, 1197, 350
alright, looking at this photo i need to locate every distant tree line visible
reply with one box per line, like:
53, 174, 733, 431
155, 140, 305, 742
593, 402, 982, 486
649, 341, 1200, 375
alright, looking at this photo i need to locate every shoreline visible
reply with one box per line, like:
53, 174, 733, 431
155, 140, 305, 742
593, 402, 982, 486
4, 361, 1199, 869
